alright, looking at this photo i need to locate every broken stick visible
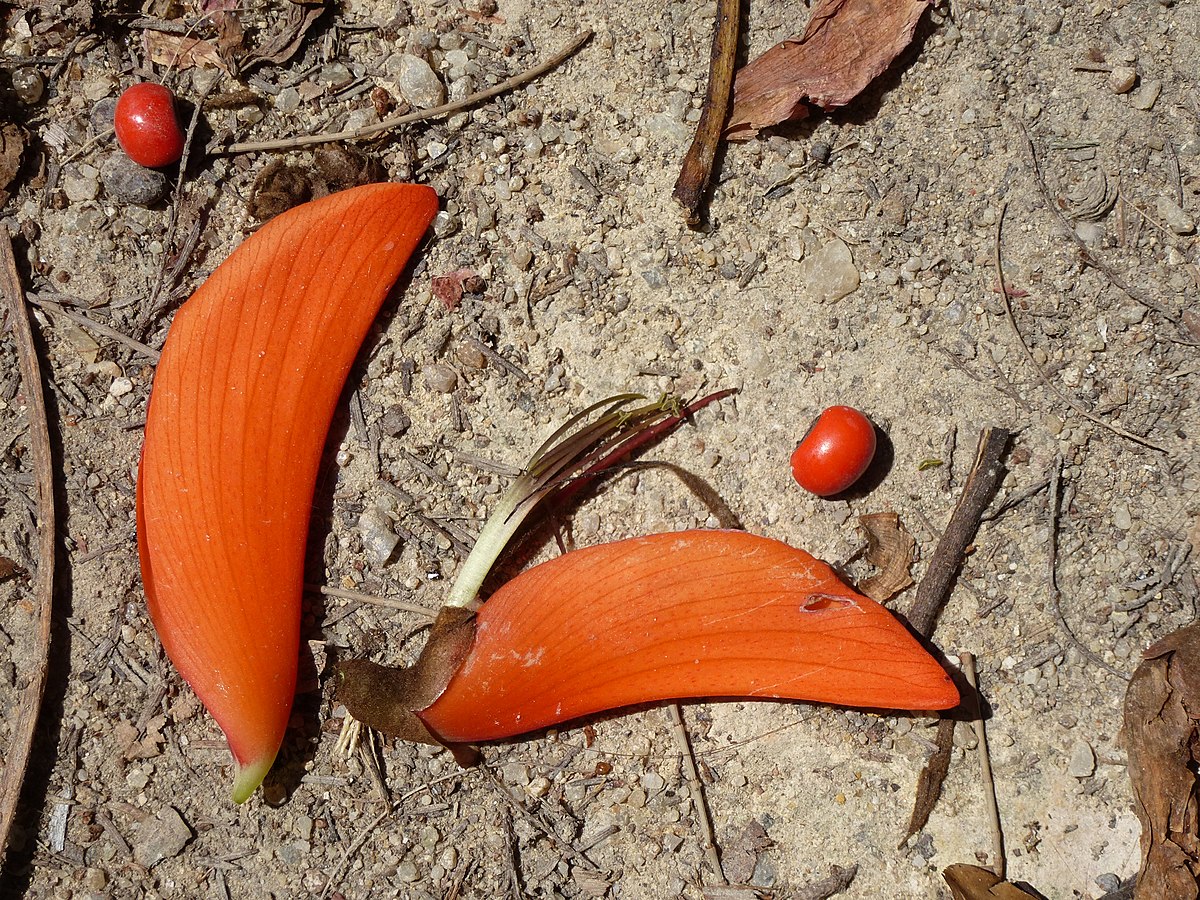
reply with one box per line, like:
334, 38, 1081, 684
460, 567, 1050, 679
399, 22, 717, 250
907, 426, 1010, 638
673, 0, 740, 224
0, 229, 58, 863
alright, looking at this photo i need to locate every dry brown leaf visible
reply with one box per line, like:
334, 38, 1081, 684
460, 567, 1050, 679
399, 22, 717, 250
1125, 622, 1200, 900
244, 2, 326, 70
943, 864, 1042, 899
144, 30, 231, 74
0, 556, 21, 582
0, 123, 27, 207
900, 716, 954, 846
215, 11, 246, 75
726, 0, 932, 140
857, 512, 915, 602
794, 864, 858, 900
721, 820, 773, 885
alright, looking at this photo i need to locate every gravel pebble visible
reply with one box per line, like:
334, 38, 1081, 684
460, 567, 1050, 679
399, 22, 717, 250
1068, 740, 1096, 777
423, 363, 458, 393
395, 54, 445, 109
798, 239, 860, 302
64, 165, 101, 203
357, 505, 399, 566
1129, 78, 1162, 110
1155, 196, 1195, 234
640, 771, 665, 793
90, 97, 117, 134
101, 154, 169, 207
1107, 66, 1137, 93
133, 806, 192, 867
1112, 504, 1133, 531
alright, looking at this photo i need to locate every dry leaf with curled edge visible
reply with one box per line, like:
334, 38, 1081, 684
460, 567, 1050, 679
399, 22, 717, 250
1125, 622, 1200, 900
857, 512, 915, 602
943, 864, 1042, 899
144, 31, 231, 73
726, 0, 932, 140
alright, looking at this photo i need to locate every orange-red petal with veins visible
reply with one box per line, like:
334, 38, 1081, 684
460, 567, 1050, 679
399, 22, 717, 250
138, 183, 438, 801
420, 530, 958, 743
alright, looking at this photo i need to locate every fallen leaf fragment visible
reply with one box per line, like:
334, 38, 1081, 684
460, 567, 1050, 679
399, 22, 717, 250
144, 30, 231, 73
244, 2, 326, 70
943, 864, 1042, 899
794, 864, 858, 900
1125, 622, 1200, 900
721, 820, 773, 885
0, 556, 21, 582
0, 123, 27, 206
900, 716, 955, 846
726, 0, 932, 140
857, 511, 915, 601
431, 268, 482, 310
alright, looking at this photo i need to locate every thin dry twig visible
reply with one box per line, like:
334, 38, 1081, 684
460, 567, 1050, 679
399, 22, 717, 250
0, 228, 58, 863
26, 294, 160, 362
993, 201, 1168, 454
669, 704, 726, 884
673, 0, 739, 224
223, 32, 593, 154
901, 428, 1006, 845
962, 652, 1006, 880
307, 583, 436, 618
1046, 456, 1129, 680
142, 78, 217, 337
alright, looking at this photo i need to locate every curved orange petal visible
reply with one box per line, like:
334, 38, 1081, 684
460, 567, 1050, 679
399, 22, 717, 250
421, 530, 958, 743
138, 183, 438, 801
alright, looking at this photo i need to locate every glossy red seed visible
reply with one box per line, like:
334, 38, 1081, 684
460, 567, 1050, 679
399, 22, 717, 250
114, 83, 185, 169
790, 405, 878, 497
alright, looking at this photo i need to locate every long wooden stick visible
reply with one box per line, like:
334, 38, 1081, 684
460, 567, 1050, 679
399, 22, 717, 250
0, 228, 58, 863
673, 0, 740, 224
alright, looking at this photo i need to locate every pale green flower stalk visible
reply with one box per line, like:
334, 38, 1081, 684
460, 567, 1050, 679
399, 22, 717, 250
444, 390, 732, 609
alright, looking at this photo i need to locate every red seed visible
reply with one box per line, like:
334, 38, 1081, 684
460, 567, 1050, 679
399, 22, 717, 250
790, 405, 878, 497
114, 83, 185, 169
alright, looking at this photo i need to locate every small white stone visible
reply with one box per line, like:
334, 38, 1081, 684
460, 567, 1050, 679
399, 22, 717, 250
1113, 505, 1133, 531
396, 54, 445, 109
1068, 740, 1096, 778
1155, 196, 1195, 235
108, 377, 133, 397
1129, 78, 1162, 110
357, 506, 399, 566
798, 239, 860, 302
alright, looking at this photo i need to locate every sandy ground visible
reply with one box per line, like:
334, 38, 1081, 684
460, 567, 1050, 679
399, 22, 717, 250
1, 0, 1198, 897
